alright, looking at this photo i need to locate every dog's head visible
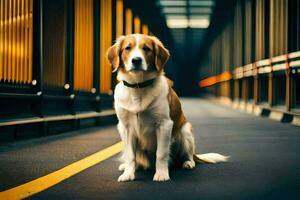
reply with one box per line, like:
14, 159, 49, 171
106, 34, 169, 80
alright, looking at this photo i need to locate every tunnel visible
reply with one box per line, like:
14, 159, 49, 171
0, 0, 300, 199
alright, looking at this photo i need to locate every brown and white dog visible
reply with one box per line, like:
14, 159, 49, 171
107, 34, 229, 182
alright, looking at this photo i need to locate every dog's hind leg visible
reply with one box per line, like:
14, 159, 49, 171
118, 163, 126, 171
180, 122, 196, 169
180, 123, 229, 165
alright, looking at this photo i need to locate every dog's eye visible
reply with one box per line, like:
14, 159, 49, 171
143, 46, 151, 52
125, 46, 131, 51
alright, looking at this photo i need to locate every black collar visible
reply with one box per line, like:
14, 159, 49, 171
122, 78, 156, 89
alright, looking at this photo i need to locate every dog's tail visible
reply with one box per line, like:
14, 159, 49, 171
193, 153, 229, 164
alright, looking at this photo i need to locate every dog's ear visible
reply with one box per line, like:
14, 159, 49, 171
151, 36, 170, 71
106, 36, 125, 72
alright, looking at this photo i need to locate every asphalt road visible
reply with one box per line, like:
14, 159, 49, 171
0, 98, 299, 200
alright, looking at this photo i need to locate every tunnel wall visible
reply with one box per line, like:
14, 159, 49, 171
0, 0, 152, 142
199, 0, 300, 120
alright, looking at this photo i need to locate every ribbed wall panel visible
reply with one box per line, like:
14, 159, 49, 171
0, 0, 33, 84
125, 8, 132, 35
269, 0, 288, 57
142, 24, 149, 35
74, 0, 94, 91
43, 0, 67, 88
134, 16, 140, 33
116, 0, 123, 38
244, 0, 253, 64
255, 0, 266, 61
233, 1, 243, 67
100, 0, 112, 94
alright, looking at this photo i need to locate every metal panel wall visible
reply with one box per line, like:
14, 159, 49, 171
0, 0, 33, 84
43, 0, 67, 88
116, 0, 123, 38
125, 8, 132, 35
199, 0, 300, 115
244, 0, 254, 64
74, 0, 94, 91
233, 1, 243, 67
134, 16, 140, 33
269, 0, 288, 57
255, 0, 267, 61
142, 24, 149, 35
100, 0, 112, 94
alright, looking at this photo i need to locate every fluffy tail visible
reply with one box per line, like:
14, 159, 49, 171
193, 153, 230, 164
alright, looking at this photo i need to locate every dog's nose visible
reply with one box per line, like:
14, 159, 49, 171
131, 57, 142, 66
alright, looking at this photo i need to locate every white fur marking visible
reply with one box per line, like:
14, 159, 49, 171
125, 34, 147, 71
154, 119, 173, 182
183, 160, 195, 169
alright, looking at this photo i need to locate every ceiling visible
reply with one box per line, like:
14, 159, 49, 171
153, 0, 217, 95
157, 0, 216, 60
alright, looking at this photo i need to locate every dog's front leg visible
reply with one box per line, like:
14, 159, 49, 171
153, 119, 173, 182
118, 122, 136, 182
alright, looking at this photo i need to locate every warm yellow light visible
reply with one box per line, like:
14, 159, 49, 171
167, 19, 188, 28
199, 72, 232, 88
189, 19, 210, 28
166, 18, 210, 29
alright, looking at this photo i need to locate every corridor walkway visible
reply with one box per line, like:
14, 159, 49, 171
0, 99, 299, 200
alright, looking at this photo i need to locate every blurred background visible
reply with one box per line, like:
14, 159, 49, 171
0, 0, 300, 141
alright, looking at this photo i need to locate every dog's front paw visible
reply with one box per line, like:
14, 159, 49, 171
153, 170, 170, 182
182, 160, 195, 170
118, 172, 135, 182
118, 163, 126, 171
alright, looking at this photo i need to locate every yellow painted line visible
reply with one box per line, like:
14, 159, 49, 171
0, 142, 123, 200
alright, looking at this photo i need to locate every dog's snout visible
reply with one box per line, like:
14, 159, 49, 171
132, 57, 142, 66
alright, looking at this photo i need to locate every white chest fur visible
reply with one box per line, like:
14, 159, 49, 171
114, 76, 169, 114
114, 76, 171, 150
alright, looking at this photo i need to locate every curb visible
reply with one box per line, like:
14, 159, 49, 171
208, 96, 299, 126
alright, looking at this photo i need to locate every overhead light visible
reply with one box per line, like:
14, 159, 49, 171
167, 18, 210, 29
167, 19, 189, 28
159, 0, 187, 6
162, 7, 187, 14
189, 19, 210, 28
160, 0, 214, 29
166, 15, 210, 21
189, 0, 215, 6
189, 15, 210, 19
165, 15, 187, 20
189, 7, 212, 14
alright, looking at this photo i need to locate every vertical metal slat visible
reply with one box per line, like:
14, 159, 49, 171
0, 0, 3, 81
28, 0, 33, 83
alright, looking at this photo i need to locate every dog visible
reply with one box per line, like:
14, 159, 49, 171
107, 34, 229, 182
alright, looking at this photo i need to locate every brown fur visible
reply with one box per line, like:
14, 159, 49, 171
168, 87, 187, 137
139, 37, 156, 71
107, 36, 125, 72
120, 36, 136, 68
150, 36, 170, 72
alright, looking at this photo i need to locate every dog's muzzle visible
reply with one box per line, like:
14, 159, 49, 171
130, 57, 145, 71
